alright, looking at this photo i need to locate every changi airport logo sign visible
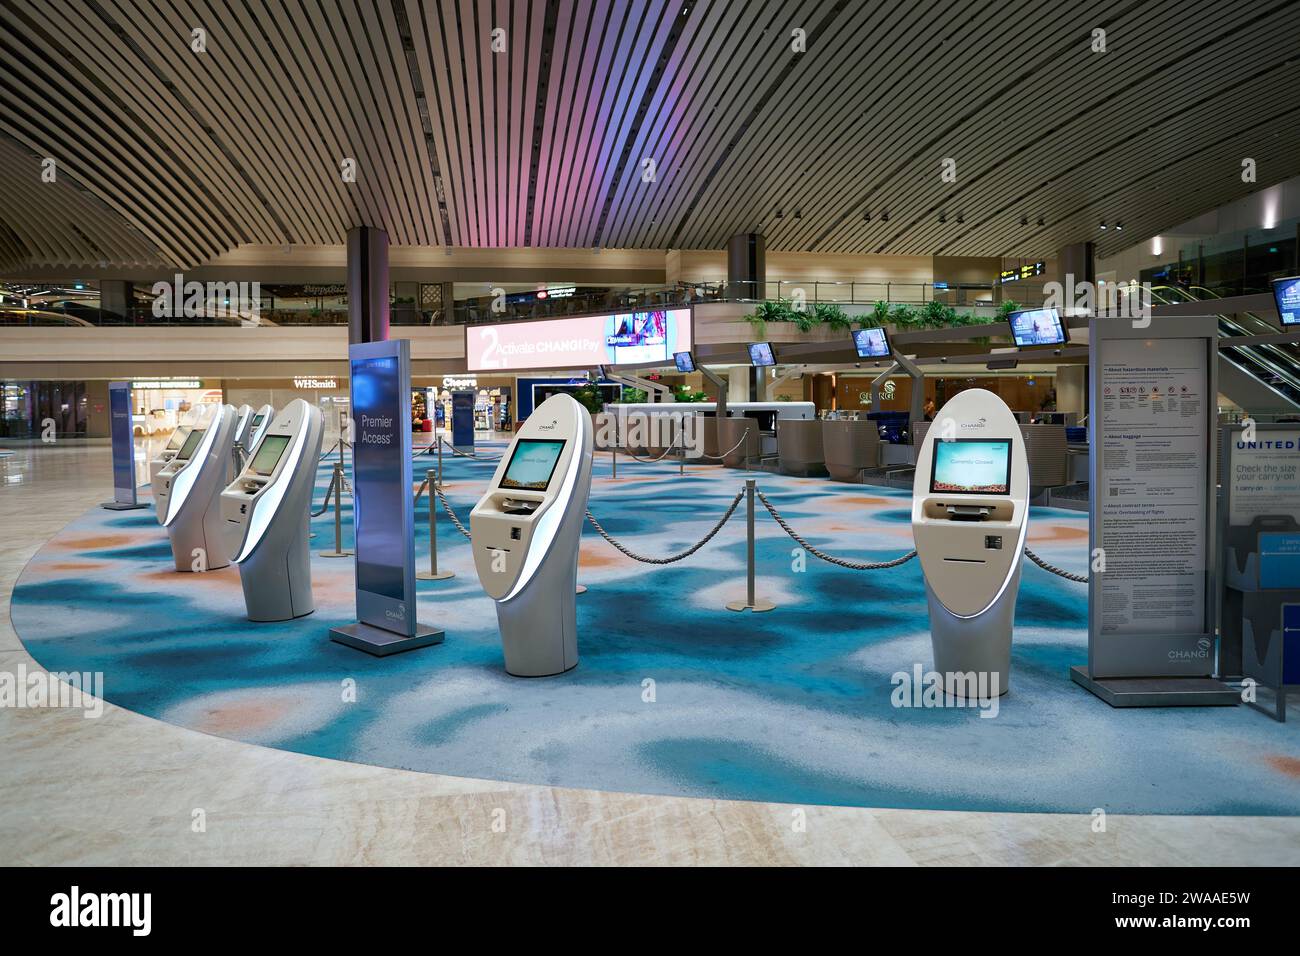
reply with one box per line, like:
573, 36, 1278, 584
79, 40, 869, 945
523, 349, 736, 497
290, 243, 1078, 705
151, 272, 261, 322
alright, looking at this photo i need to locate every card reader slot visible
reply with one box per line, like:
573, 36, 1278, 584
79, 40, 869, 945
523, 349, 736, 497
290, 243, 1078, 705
942, 557, 987, 564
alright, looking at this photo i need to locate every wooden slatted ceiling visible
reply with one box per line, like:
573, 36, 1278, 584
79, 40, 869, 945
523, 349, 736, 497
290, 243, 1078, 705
0, 0, 1298, 274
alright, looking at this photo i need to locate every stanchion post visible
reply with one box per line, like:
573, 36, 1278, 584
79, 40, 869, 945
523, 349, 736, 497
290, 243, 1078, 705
437, 437, 444, 489
319, 461, 353, 557
417, 467, 454, 580
726, 478, 774, 612
612, 446, 617, 479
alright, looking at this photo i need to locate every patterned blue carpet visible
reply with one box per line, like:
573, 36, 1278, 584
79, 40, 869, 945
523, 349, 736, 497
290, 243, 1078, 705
12, 443, 1300, 815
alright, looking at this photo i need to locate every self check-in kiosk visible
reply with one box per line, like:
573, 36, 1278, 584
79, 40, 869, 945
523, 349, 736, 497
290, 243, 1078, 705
911, 389, 1029, 695
220, 400, 324, 621
155, 403, 237, 572
471, 393, 594, 676
243, 404, 275, 456
149, 425, 191, 492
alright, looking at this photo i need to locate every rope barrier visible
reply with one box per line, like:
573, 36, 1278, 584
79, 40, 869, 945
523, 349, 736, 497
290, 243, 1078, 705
434, 486, 473, 539
412, 477, 428, 505
621, 433, 680, 463
756, 490, 917, 570
1023, 546, 1089, 583
311, 475, 337, 517
438, 437, 503, 461
585, 490, 745, 564
696, 430, 753, 463
318, 439, 340, 462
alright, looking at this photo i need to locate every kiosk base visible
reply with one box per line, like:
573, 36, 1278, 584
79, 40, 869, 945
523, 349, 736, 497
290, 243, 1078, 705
100, 501, 149, 511
1070, 666, 1239, 707
329, 621, 444, 657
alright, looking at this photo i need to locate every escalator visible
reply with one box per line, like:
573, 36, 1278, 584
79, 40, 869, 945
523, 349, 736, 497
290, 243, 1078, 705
1142, 285, 1300, 414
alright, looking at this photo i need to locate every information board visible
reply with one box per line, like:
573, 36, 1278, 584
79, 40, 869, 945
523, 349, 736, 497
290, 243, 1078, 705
101, 381, 147, 510
1088, 316, 1218, 678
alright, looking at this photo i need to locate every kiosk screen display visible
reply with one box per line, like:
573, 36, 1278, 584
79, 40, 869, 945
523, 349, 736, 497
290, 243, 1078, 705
852, 327, 890, 358
176, 428, 205, 460
749, 342, 776, 367
930, 439, 1012, 494
674, 351, 695, 373
165, 428, 187, 451
251, 413, 265, 426
501, 439, 566, 491
250, 434, 290, 476
1272, 275, 1300, 326
1008, 307, 1066, 346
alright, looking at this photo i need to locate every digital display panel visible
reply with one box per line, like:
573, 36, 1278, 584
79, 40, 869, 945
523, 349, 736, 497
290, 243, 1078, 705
251, 413, 265, 426
108, 382, 136, 504
852, 327, 891, 358
250, 434, 290, 476
351, 355, 406, 601
1272, 275, 1300, 326
500, 439, 566, 491
749, 342, 775, 367
467, 308, 692, 371
1008, 307, 1066, 347
176, 428, 205, 460
674, 350, 695, 373
930, 439, 1013, 495
165, 426, 188, 451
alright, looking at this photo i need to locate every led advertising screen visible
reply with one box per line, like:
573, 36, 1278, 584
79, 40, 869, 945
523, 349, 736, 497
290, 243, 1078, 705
108, 382, 137, 504
674, 350, 696, 372
250, 434, 290, 476
930, 439, 1013, 495
1272, 275, 1300, 326
852, 327, 891, 358
1008, 307, 1066, 347
466, 307, 692, 371
501, 439, 567, 491
749, 342, 776, 367
350, 351, 411, 608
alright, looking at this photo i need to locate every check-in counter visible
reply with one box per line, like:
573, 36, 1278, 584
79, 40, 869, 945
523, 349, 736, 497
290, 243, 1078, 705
821, 420, 881, 482
1018, 424, 1068, 488
777, 419, 827, 476
717, 417, 760, 467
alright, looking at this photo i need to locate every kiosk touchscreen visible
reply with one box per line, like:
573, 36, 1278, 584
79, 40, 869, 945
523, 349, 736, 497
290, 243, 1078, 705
243, 404, 275, 455
911, 388, 1028, 696
470, 393, 594, 676
220, 400, 324, 621
154, 404, 237, 572
149, 425, 191, 492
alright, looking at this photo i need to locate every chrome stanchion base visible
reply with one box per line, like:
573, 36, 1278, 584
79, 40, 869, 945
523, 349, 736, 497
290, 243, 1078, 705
576, 584, 587, 594
416, 569, 455, 580
318, 549, 353, 558
725, 597, 775, 612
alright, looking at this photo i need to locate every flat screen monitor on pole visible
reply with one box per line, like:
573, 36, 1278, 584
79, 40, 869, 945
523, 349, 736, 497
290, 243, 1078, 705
749, 342, 776, 367
1272, 275, 1300, 326
1008, 307, 1066, 347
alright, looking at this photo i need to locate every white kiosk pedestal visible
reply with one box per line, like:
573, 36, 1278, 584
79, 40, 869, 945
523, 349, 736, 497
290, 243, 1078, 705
911, 389, 1028, 697
154, 404, 238, 572
220, 400, 324, 621
471, 394, 594, 676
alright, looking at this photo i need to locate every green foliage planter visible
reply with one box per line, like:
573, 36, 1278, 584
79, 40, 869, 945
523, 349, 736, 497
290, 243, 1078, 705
741, 298, 1014, 345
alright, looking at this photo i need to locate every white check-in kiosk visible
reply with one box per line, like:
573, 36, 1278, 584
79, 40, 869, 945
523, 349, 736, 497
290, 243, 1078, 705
149, 425, 191, 492
911, 389, 1028, 696
155, 403, 237, 572
471, 393, 594, 676
219, 400, 324, 621
230, 403, 252, 450
243, 404, 275, 455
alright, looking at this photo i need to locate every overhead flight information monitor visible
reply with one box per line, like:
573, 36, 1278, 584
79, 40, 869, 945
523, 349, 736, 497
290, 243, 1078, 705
931, 439, 1013, 494
1272, 275, 1300, 326
500, 439, 566, 491
1008, 307, 1066, 347
749, 342, 775, 367
674, 350, 696, 372
852, 327, 891, 358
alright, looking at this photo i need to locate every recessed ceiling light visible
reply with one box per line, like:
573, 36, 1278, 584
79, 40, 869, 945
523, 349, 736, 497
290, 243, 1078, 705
1116, 222, 1124, 231
1100, 221, 1108, 230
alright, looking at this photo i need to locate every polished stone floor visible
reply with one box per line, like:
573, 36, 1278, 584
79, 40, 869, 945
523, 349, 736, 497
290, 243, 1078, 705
1, 439, 1298, 865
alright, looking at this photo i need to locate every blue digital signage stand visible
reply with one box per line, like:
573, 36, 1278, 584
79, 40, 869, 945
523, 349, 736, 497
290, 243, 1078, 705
451, 389, 476, 451
329, 339, 444, 656
101, 381, 148, 511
